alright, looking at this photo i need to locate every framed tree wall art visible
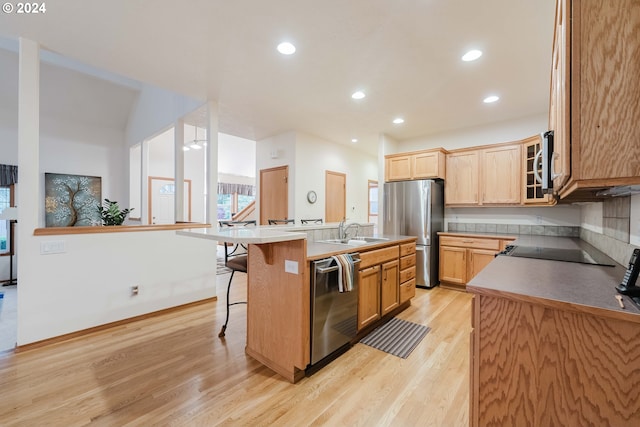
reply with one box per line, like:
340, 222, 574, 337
45, 173, 102, 227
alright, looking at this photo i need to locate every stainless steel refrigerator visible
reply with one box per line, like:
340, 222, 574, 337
383, 179, 444, 288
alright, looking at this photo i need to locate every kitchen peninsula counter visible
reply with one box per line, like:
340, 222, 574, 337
177, 226, 417, 383
467, 240, 640, 426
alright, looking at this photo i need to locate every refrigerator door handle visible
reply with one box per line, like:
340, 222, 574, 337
424, 182, 431, 245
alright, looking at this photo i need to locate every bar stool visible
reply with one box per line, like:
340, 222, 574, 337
301, 218, 323, 224
217, 219, 256, 338
267, 219, 295, 225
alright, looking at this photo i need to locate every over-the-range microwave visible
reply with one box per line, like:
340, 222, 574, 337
534, 130, 555, 194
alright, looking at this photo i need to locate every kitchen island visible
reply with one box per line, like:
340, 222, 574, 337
178, 225, 417, 383
467, 236, 640, 426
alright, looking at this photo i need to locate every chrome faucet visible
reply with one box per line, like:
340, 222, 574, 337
338, 218, 359, 240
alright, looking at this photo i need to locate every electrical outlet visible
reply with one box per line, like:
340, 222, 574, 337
131, 285, 139, 296
40, 240, 66, 255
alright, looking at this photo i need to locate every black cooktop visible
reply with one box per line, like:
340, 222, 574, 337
504, 245, 616, 267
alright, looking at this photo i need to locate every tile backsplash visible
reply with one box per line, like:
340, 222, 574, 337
447, 222, 580, 237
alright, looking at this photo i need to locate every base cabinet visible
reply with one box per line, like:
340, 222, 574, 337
358, 265, 381, 330
439, 234, 513, 289
470, 293, 640, 426
380, 260, 399, 316
357, 243, 407, 331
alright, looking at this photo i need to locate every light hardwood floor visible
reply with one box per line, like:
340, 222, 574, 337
0, 274, 472, 426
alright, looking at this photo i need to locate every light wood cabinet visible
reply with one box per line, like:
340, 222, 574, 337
446, 144, 522, 206
551, 0, 640, 201
357, 265, 381, 330
357, 243, 415, 331
385, 148, 446, 182
439, 245, 466, 285
380, 260, 399, 316
358, 244, 400, 331
480, 144, 521, 204
470, 293, 640, 426
522, 135, 555, 205
399, 242, 416, 303
438, 234, 511, 289
444, 150, 479, 205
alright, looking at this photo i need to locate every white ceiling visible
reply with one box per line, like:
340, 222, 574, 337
0, 0, 555, 154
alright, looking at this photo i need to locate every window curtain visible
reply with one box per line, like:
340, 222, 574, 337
217, 182, 255, 196
0, 164, 17, 186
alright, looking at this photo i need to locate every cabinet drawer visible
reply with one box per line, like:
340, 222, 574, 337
359, 245, 399, 269
400, 266, 416, 283
400, 254, 416, 270
439, 236, 500, 251
400, 278, 416, 303
400, 242, 416, 257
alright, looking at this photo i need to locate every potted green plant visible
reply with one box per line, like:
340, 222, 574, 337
97, 199, 134, 226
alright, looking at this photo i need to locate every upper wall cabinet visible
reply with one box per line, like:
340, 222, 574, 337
445, 150, 479, 205
481, 144, 521, 205
522, 135, 555, 205
385, 148, 447, 182
445, 143, 522, 207
552, 0, 640, 201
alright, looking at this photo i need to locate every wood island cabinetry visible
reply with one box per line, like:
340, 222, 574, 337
469, 288, 640, 426
357, 241, 416, 331
399, 242, 416, 303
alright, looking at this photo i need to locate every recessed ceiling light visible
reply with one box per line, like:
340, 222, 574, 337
483, 95, 500, 103
351, 91, 366, 100
351, 138, 358, 143
277, 42, 296, 55
393, 118, 405, 124
462, 49, 483, 62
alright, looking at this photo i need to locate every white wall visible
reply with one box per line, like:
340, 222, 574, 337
125, 85, 203, 148
397, 113, 548, 153
255, 131, 297, 220
20, 230, 217, 344
9, 46, 219, 346
219, 133, 256, 178
295, 132, 378, 223
256, 131, 378, 224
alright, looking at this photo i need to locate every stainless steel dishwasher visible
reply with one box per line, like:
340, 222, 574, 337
310, 253, 361, 366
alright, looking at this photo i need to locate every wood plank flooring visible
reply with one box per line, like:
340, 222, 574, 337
0, 274, 472, 426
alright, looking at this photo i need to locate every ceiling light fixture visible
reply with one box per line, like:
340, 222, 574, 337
185, 126, 207, 150
393, 118, 405, 124
462, 49, 483, 62
351, 138, 358, 143
351, 91, 366, 100
277, 42, 296, 55
483, 95, 500, 103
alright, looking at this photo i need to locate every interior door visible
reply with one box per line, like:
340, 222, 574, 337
325, 171, 346, 222
259, 166, 288, 225
149, 177, 191, 224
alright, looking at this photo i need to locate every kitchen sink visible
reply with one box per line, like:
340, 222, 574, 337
318, 237, 390, 245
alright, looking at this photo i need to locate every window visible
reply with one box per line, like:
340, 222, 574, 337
217, 182, 256, 220
0, 185, 14, 254
368, 180, 378, 228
